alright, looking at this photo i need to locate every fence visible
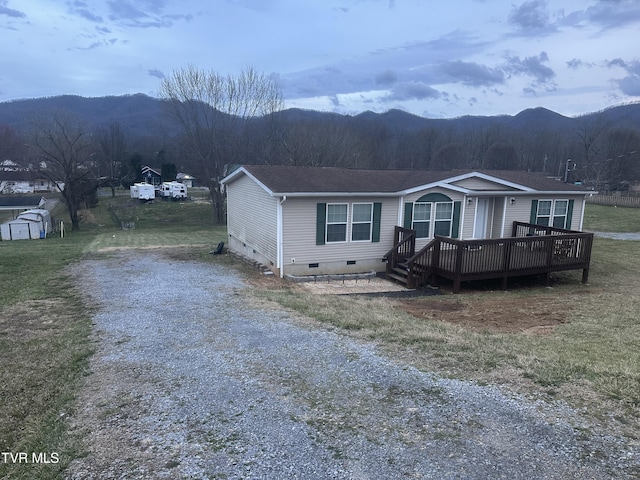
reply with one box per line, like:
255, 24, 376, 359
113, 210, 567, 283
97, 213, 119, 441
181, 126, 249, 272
586, 195, 640, 208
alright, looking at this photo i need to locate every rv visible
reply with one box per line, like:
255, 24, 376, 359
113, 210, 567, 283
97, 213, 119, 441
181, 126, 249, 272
159, 181, 188, 200
130, 183, 156, 201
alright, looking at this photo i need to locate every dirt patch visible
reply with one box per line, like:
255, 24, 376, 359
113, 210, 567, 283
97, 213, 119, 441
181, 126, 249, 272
222, 257, 576, 335
394, 296, 570, 334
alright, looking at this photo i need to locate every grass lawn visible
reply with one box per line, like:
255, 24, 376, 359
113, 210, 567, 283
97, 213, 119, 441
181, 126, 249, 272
0, 193, 225, 479
583, 203, 640, 232
1, 198, 639, 479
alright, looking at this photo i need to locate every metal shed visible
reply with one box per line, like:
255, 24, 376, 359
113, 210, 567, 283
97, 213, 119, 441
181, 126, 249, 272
1, 208, 51, 241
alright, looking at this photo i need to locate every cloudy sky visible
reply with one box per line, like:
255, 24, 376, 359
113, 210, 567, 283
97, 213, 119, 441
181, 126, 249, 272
1, 0, 640, 118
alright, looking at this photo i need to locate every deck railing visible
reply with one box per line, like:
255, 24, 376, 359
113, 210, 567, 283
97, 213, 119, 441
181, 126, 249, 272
394, 222, 593, 293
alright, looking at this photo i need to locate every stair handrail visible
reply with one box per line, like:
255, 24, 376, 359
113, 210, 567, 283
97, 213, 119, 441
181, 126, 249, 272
405, 238, 439, 289
384, 226, 416, 274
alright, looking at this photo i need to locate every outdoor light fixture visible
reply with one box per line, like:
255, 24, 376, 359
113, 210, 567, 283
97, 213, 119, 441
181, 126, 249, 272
510, 197, 516, 205
467, 197, 473, 204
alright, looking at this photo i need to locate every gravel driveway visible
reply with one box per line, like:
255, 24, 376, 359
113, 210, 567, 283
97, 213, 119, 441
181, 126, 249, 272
65, 250, 636, 479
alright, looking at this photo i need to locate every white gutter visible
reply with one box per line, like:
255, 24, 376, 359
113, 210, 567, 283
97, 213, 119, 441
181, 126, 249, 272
268, 191, 401, 198
471, 190, 590, 197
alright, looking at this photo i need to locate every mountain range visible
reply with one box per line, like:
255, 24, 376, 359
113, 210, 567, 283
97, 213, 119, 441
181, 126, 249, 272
1, 93, 640, 140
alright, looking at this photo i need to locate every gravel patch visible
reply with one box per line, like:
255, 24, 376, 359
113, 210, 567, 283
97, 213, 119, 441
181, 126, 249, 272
65, 250, 638, 479
592, 231, 640, 241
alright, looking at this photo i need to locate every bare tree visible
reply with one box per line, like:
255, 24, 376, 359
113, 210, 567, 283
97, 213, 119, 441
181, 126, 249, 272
30, 114, 98, 230
159, 65, 283, 223
485, 142, 519, 169
96, 122, 127, 197
0, 125, 26, 167
575, 112, 608, 167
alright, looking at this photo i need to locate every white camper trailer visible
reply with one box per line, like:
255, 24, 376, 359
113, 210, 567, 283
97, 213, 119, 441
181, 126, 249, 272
130, 183, 156, 201
159, 181, 187, 200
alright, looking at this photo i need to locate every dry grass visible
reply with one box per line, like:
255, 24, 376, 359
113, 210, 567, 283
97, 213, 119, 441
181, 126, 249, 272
0, 195, 224, 479
248, 217, 640, 439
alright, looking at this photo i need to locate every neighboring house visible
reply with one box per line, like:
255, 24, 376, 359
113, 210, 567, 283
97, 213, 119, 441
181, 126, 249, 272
176, 173, 195, 188
1, 160, 20, 171
0, 195, 47, 215
0, 171, 62, 194
141, 166, 162, 187
221, 165, 594, 279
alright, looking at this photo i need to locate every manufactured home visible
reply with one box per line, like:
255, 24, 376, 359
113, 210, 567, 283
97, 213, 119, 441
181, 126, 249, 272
221, 165, 595, 291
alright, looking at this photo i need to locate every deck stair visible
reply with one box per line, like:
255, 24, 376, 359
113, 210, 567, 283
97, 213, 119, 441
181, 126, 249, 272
386, 260, 411, 286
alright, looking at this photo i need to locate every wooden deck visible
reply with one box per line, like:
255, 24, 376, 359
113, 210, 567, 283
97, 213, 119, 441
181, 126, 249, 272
384, 222, 594, 293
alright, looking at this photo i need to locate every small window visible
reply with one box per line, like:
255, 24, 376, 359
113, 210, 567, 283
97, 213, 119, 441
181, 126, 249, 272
552, 200, 568, 228
536, 200, 552, 226
434, 202, 453, 236
351, 203, 373, 241
326, 204, 348, 243
412, 202, 431, 238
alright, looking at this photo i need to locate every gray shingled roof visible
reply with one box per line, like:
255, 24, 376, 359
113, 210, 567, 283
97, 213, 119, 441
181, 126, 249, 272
235, 165, 590, 194
0, 196, 45, 209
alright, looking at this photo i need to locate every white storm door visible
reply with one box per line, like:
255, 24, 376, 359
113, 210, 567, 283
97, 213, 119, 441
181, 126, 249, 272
474, 198, 489, 239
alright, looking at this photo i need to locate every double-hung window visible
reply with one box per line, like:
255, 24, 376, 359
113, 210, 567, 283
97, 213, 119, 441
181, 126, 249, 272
551, 200, 568, 228
351, 203, 373, 241
412, 202, 431, 238
536, 200, 569, 229
326, 203, 348, 243
434, 202, 454, 236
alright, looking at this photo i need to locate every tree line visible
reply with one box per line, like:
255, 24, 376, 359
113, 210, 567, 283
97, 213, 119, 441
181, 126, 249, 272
1, 65, 639, 229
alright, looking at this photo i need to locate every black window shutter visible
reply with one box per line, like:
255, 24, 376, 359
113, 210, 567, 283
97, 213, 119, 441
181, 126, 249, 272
566, 199, 574, 229
316, 203, 326, 245
451, 201, 462, 238
403, 203, 413, 230
372, 202, 382, 242
530, 200, 538, 224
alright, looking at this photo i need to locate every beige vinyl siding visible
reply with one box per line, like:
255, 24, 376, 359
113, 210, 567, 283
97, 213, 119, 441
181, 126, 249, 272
281, 196, 397, 274
503, 196, 535, 231
461, 198, 476, 239
226, 175, 278, 263
569, 197, 585, 230
452, 177, 518, 190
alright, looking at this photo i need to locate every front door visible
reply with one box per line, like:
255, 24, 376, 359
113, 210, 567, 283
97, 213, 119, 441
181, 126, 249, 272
474, 198, 489, 239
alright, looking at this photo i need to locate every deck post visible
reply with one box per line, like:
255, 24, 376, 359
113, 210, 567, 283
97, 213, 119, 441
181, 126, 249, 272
582, 267, 589, 284
453, 243, 464, 293
430, 241, 441, 285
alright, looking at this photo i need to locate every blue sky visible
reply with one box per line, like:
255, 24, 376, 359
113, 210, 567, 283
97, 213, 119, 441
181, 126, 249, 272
1, 0, 640, 118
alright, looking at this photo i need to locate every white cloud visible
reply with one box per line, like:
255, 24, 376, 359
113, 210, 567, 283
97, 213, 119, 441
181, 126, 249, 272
0, 0, 639, 117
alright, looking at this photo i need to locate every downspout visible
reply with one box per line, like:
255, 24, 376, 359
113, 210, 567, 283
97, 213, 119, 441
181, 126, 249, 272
277, 196, 287, 278
579, 196, 586, 231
